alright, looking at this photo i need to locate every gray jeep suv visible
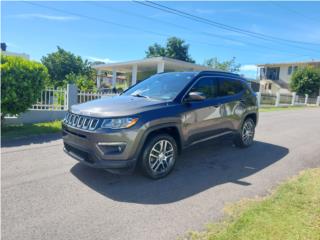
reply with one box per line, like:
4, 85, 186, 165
62, 71, 258, 179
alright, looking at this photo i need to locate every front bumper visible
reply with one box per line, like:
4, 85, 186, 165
62, 122, 143, 172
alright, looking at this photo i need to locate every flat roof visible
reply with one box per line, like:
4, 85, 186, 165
257, 60, 320, 67
93, 57, 213, 72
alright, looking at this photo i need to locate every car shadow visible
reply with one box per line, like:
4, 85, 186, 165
70, 137, 288, 204
1, 133, 61, 148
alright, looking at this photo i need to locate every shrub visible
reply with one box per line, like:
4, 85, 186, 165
1, 56, 49, 119
64, 73, 96, 91
290, 66, 320, 96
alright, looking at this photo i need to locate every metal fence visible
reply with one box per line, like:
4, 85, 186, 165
260, 93, 277, 105
279, 94, 292, 104
307, 96, 318, 105
78, 91, 116, 104
295, 95, 305, 104
29, 86, 320, 112
30, 88, 67, 110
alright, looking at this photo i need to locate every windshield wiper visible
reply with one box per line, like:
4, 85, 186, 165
131, 93, 149, 99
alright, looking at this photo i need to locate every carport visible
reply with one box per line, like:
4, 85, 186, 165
93, 57, 212, 88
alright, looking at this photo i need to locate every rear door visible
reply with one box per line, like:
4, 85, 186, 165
216, 77, 246, 131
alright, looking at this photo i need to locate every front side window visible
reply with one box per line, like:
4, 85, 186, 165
288, 66, 293, 75
218, 79, 244, 97
189, 77, 218, 99
123, 72, 197, 100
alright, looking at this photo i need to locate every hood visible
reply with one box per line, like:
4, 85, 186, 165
71, 95, 170, 117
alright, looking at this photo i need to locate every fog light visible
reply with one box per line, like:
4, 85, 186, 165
97, 142, 126, 155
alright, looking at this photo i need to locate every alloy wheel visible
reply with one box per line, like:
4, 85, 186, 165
148, 140, 175, 174
242, 120, 254, 146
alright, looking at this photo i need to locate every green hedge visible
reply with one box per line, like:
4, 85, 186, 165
1, 56, 49, 118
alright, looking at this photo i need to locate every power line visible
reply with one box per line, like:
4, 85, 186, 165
90, 1, 312, 57
136, 1, 320, 52
20, 1, 313, 60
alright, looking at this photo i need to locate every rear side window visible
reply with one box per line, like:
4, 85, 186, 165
218, 78, 244, 97
190, 77, 218, 99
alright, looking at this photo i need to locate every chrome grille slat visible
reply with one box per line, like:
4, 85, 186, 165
64, 113, 99, 131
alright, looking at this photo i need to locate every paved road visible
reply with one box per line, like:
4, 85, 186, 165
2, 109, 320, 240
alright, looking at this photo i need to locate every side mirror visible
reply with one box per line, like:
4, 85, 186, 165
186, 91, 206, 102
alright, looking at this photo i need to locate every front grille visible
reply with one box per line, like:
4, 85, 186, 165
64, 112, 100, 131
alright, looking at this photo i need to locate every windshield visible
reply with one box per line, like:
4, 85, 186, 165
123, 72, 197, 100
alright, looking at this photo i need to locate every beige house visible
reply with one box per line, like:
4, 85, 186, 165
93, 57, 212, 89
257, 60, 320, 94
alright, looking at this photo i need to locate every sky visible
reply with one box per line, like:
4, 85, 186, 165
2, 1, 320, 78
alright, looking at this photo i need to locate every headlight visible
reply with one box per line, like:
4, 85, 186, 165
101, 117, 138, 129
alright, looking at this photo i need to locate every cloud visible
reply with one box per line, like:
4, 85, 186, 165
240, 65, 258, 79
240, 64, 257, 71
12, 13, 79, 21
87, 56, 117, 64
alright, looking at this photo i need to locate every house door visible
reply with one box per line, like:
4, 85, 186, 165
266, 67, 280, 81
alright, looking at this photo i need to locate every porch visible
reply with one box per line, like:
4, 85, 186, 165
93, 57, 212, 89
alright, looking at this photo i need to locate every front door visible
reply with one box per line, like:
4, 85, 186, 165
181, 76, 223, 145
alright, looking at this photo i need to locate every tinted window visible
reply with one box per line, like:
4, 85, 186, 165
288, 66, 293, 75
190, 77, 218, 99
218, 79, 244, 97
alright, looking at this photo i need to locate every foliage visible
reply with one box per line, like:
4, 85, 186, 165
146, 37, 195, 63
204, 57, 241, 72
290, 66, 320, 96
2, 121, 62, 140
64, 73, 96, 91
187, 168, 320, 240
1, 55, 48, 118
41, 46, 94, 87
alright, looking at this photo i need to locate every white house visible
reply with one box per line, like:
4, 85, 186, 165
1, 50, 30, 59
257, 60, 320, 94
93, 57, 212, 89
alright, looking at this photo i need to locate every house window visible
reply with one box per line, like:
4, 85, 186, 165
293, 66, 298, 72
288, 66, 293, 75
266, 67, 280, 81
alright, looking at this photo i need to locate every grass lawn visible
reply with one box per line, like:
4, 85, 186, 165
259, 106, 313, 112
186, 168, 320, 240
2, 120, 62, 140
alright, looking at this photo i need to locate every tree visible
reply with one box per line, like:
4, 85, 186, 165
145, 37, 195, 63
290, 66, 320, 96
204, 57, 241, 72
41, 46, 93, 87
145, 43, 166, 58
64, 73, 96, 91
1, 56, 49, 119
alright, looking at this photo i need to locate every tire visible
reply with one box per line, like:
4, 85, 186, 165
234, 118, 255, 148
140, 134, 178, 179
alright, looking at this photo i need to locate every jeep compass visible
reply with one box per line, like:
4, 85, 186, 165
62, 71, 258, 179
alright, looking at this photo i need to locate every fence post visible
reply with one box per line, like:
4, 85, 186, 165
67, 84, 78, 110
316, 96, 320, 106
256, 92, 261, 107
304, 94, 308, 105
291, 92, 296, 106
275, 92, 280, 107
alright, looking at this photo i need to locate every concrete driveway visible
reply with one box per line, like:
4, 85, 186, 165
2, 108, 320, 240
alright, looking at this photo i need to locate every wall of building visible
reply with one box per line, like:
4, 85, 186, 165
4, 110, 66, 125
1, 51, 30, 59
279, 65, 290, 83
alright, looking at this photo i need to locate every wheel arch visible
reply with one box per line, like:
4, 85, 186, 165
139, 123, 183, 157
